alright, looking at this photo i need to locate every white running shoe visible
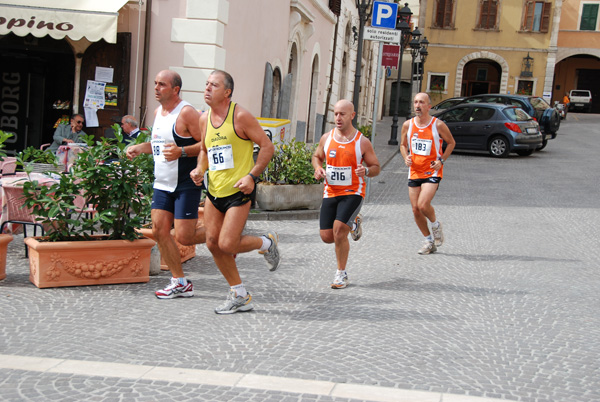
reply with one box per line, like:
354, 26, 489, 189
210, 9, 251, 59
432, 222, 444, 247
351, 214, 362, 241
418, 241, 437, 255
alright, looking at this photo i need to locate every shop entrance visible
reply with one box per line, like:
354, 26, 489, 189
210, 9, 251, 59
0, 34, 75, 154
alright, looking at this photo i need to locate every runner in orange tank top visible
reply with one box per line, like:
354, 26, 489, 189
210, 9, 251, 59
400, 93, 455, 255
312, 100, 380, 289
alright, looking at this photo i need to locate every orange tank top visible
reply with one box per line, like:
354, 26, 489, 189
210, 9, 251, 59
323, 129, 366, 198
406, 117, 444, 180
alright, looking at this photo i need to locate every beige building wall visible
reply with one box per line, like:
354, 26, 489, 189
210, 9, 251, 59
420, 0, 560, 103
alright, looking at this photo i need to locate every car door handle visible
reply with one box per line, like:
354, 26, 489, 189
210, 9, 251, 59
483, 125, 491, 129
456, 126, 462, 129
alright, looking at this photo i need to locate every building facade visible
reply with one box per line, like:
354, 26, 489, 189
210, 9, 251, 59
418, 0, 561, 105
552, 0, 600, 110
0, 0, 382, 154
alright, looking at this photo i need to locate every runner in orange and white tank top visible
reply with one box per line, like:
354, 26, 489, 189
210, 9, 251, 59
312, 100, 380, 290
406, 115, 444, 180
400, 93, 455, 255
322, 128, 366, 199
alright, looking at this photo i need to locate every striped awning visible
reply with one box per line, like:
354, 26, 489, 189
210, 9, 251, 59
0, 0, 129, 44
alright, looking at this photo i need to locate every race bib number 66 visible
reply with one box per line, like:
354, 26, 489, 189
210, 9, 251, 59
208, 144, 234, 171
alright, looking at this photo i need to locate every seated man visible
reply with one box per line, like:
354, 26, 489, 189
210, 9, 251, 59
121, 115, 141, 144
48, 114, 86, 153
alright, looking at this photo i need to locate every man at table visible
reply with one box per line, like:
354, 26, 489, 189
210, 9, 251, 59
48, 114, 86, 153
121, 115, 141, 143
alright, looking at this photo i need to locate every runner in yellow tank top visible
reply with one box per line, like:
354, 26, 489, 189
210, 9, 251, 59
191, 70, 281, 315
205, 101, 254, 198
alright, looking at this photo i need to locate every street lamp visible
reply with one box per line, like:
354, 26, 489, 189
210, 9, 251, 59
352, 0, 373, 126
418, 37, 429, 92
407, 27, 422, 117
389, 3, 413, 146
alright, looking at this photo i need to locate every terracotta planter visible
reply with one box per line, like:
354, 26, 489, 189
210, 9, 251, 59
0, 234, 13, 281
24, 236, 155, 288
256, 183, 324, 211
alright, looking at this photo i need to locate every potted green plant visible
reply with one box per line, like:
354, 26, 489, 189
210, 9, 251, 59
0, 130, 14, 280
17, 146, 63, 173
20, 125, 156, 288
256, 139, 323, 211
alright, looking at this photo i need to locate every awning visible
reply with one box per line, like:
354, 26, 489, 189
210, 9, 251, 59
0, 0, 129, 44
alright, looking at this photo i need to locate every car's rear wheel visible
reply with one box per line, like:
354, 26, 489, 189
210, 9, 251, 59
488, 136, 510, 158
516, 149, 534, 156
537, 139, 548, 151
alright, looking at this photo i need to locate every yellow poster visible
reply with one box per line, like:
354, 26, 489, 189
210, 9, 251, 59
105, 85, 118, 107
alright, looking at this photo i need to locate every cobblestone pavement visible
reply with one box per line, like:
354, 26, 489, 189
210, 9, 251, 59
0, 114, 599, 401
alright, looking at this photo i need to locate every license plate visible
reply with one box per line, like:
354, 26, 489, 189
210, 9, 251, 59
526, 128, 537, 134
575, 103, 583, 107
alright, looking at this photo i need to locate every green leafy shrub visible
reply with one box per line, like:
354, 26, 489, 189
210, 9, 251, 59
21, 127, 154, 242
263, 140, 319, 185
0, 130, 13, 161
17, 146, 58, 166
357, 124, 372, 140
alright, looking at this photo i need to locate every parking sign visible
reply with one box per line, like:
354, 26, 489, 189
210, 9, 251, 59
372, 1, 398, 29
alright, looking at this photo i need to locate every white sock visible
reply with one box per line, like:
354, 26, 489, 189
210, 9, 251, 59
431, 221, 440, 229
259, 235, 271, 252
425, 235, 433, 242
231, 283, 247, 298
176, 277, 187, 286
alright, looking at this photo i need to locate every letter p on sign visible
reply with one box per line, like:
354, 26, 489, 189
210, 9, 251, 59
372, 1, 398, 30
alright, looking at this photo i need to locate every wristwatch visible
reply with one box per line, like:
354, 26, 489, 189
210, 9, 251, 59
365, 167, 370, 177
438, 158, 444, 165
180, 147, 187, 158
248, 173, 259, 183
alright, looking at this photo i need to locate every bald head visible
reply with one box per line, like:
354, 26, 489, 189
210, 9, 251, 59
414, 92, 432, 118
333, 99, 356, 134
157, 69, 182, 94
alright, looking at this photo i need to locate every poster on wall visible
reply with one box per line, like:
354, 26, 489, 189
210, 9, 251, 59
83, 80, 106, 127
105, 85, 118, 107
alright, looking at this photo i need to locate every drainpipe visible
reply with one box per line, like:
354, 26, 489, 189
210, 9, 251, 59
323, 14, 340, 136
139, 0, 152, 127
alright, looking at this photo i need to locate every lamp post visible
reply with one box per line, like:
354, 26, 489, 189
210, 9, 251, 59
389, 3, 413, 146
418, 37, 429, 92
407, 27, 422, 117
352, 0, 373, 126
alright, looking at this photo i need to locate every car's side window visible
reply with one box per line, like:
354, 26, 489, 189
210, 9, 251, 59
441, 107, 470, 122
469, 107, 495, 122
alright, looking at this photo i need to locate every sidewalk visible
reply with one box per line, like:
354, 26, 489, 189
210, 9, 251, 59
249, 115, 402, 221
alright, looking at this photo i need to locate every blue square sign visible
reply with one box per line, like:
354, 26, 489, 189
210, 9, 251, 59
372, 1, 398, 29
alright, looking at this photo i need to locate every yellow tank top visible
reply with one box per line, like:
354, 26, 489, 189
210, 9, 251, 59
205, 102, 254, 198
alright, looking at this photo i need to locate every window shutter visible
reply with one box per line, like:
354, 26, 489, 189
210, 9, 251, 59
435, 0, 445, 27
444, 0, 454, 27
329, 0, 341, 16
479, 1, 489, 28
522, 1, 534, 31
541, 2, 551, 32
580, 4, 599, 30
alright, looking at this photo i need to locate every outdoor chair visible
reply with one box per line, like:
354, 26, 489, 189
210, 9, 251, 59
0, 181, 45, 257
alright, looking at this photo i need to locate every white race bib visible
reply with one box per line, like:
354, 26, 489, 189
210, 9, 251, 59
411, 138, 432, 156
326, 165, 352, 186
208, 145, 234, 171
151, 138, 166, 162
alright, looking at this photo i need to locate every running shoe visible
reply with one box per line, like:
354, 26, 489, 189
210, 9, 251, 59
431, 222, 444, 247
331, 271, 349, 289
214, 290, 254, 314
259, 231, 280, 271
418, 241, 437, 255
155, 278, 194, 299
350, 213, 363, 241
